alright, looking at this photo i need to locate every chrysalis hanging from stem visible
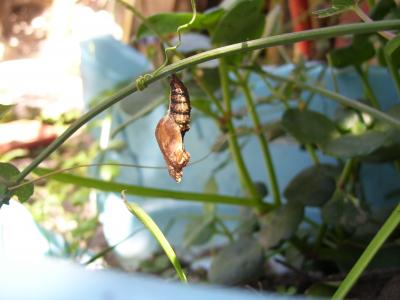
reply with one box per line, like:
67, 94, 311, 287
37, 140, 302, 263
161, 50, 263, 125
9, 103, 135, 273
155, 74, 191, 182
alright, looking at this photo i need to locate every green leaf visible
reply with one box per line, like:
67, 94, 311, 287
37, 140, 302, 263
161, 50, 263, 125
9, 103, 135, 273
370, 0, 396, 20
363, 141, 400, 163
321, 192, 368, 228
124, 197, 187, 283
384, 35, 400, 96
321, 131, 387, 159
198, 8, 225, 30
183, 216, 215, 247
328, 37, 375, 68
209, 236, 264, 285
211, 0, 265, 45
0, 162, 34, 205
362, 105, 400, 161
258, 203, 304, 249
137, 13, 199, 39
284, 164, 338, 207
282, 109, 338, 144
33, 167, 259, 207
313, 0, 355, 18
0, 104, 14, 119
136, 9, 224, 39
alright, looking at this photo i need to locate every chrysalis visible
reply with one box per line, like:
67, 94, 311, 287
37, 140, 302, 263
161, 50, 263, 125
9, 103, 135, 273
155, 74, 191, 182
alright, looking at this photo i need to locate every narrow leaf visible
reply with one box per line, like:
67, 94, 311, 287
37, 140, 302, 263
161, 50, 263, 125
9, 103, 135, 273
123, 194, 187, 283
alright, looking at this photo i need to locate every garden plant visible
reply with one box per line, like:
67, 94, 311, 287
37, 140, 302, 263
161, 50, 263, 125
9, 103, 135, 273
1, 0, 400, 299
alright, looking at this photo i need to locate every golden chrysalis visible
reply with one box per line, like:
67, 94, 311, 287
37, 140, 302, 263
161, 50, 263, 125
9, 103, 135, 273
155, 74, 191, 182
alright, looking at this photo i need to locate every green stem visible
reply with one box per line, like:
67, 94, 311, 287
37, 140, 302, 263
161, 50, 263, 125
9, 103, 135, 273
13, 20, 400, 184
337, 159, 355, 190
15, 84, 137, 183
31, 167, 269, 208
305, 144, 320, 165
333, 203, 400, 299
354, 64, 380, 109
353, 5, 395, 40
219, 59, 260, 204
235, 70, 281, 206
327, 56, 340, 93
261, 70, 400, 130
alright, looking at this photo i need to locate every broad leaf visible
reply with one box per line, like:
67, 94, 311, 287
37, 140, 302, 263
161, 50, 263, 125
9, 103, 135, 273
364, 141, 400, 162
356, 107, 400, 161
258, 203, 304, 249
209, 236, 264, 285
0, 162, 34, 206
328, 36, 375, 68
282, 109, 338, 144
284, 164, 337, 207
137, 9, 224, 39
370, 0, 396, 20
211, 0, 265, 45
321, 131, 387, 159
321, 192, 368, 228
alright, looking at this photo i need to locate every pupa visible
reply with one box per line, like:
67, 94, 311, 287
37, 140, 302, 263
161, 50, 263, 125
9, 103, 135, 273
155, 74, 191, 182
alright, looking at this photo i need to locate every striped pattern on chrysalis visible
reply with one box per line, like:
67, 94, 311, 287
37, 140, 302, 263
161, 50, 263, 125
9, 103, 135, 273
169, 74, 191, 135
155, 74, 191, 182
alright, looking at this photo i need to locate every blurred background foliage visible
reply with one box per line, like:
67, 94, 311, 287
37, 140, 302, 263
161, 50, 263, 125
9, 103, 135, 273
0, 0, 400, 298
